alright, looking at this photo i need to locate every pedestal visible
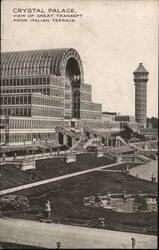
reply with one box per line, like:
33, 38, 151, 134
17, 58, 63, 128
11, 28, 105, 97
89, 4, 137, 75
21, 159, 36, 171
65, 153, 76, 163
96, 150, 104, 158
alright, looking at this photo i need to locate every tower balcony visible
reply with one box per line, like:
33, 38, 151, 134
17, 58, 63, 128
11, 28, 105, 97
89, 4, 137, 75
133, 75, 149, 81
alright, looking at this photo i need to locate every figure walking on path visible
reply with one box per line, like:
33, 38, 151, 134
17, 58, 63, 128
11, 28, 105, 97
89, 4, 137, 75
56, 242, 61, 249
131, 237, 136, 249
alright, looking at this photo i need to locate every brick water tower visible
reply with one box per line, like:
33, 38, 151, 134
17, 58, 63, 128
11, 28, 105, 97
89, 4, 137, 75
133, 63, 149, 128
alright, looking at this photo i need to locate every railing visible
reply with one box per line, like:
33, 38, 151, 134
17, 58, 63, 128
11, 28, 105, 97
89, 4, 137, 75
116, 136, 127, 145
83, 137, 101, 150
71, 137, 84, 149
0, 151, 68, 165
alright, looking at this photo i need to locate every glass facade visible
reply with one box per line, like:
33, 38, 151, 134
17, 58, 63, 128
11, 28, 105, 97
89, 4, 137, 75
0, 48, 121, 145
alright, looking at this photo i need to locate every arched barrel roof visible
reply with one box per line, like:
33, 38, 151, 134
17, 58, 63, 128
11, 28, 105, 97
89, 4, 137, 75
1, 48, 84, 81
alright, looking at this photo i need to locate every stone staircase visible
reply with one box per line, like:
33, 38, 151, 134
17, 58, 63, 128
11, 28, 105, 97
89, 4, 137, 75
129, 143, 141, 150
129, 139, 158, 151
103, 151, 116, 161
116, 136, 127, 146
134, 154, 150, 162
83, 137, 101, 150
71, 136, 86, 150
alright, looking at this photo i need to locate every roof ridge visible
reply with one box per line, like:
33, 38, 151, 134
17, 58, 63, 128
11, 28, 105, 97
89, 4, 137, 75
1, 48, 70, 54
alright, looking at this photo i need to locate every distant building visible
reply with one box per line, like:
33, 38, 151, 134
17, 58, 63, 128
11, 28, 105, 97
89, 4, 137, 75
140, 128, 158, 139
147, 117, 158, 129
115, 115, 135, 122
102, 112, 116, 122
115, 115, 137, 131
140, 117, 158, 139
102, 113, 137, 131
133, 63, 149, 129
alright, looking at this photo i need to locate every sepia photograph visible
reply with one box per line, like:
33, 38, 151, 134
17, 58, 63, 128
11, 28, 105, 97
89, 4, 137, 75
0, 0, 158, 249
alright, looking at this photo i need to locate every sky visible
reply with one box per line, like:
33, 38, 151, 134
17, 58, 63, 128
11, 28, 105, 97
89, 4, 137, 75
1, 0, 158, 117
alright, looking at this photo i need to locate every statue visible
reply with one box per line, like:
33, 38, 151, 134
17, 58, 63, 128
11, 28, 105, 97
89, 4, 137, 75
45, 200, 51, 219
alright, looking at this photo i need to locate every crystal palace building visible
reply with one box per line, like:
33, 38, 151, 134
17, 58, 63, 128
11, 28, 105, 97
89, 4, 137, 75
0, 48, 136, 146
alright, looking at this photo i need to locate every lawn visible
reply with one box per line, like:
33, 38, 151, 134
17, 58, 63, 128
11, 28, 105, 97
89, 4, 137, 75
1, 153, 157, 235
5, 168, 157, 235
0, 153, 114, 189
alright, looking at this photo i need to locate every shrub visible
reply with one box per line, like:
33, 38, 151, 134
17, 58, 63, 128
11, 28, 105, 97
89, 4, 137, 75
0, 195, 30, 211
